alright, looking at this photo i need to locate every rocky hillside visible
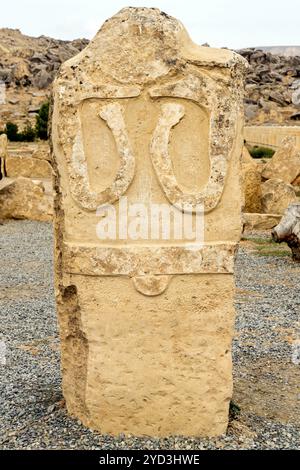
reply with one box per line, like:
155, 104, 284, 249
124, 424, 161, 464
259, 46, 300, 57
238, 48, 300, 124
0, 28, 88, 129
1, 28, 300, 129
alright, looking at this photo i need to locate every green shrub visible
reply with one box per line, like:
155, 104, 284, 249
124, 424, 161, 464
5, 121, 36, 142
35, 101, 49, 140
3, 102, 49, 142
248, 146, 275, 159
5, 122, 19, 141
19, 123, 36, 142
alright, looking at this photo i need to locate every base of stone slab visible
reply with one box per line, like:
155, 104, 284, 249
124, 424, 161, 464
57, 273, 234, 437
243, 212, 282, 231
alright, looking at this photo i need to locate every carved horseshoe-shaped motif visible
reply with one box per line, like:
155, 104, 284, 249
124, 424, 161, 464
69, 102, 135, 211
149, 74, 236, 213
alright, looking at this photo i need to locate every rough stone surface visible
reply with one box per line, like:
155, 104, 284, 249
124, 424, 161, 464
261, 178, 298, 215
52, 7, 246, 437
238, 48, 300, 124
0, 176, 53, 221
0, 28, 88, 129
241, 146, 262, 213
262, 137, 300, 184
242, 212, 281, 231
6, 155, 52, 179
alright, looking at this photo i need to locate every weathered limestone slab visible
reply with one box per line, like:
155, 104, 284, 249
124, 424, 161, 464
52, 7, 246, 437
0, 176, 53, 221
261, 178, 298, 215
243, 212, 282, 231
6, 155, 52, 179
262, 137, 300, 184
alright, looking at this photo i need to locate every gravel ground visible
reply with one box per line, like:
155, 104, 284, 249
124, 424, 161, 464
0, 220, 299, 450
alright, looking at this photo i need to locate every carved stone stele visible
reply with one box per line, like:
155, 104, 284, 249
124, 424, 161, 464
52, 7, 246, 437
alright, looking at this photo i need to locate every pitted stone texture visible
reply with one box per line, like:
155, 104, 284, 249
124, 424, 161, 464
261, 178, 298, 215
63, 242, 237, 277
60, 274, 235, 437
0, 176, 53, 221
6, 155, 52, 179
243, 212, 281, 231
52, 7, 246, 437
262, 137, 300, 184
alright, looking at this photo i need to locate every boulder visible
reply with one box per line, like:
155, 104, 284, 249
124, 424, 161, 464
262, 136, 300, 183
0, 177, 53, 221
241, 146, 262, 212
5, 155, 52, 178
243, 212, 281, 231
261, 178, 298, 214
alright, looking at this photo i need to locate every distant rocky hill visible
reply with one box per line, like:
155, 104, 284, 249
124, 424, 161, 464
0, 28, 300, 129
259, 46, 300, 57
0, 28, 88, 130
237, 48, 300, 124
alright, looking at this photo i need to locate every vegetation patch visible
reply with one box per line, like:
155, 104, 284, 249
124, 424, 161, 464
0, 101, 49, 142
247, 145, 275, 159
242, 235, 291, 258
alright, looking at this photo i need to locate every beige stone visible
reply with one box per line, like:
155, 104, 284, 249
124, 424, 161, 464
52, 7, 246, 437
0, 176, 53, 221
32, 143, 52, 161
0, 133, 8, 156
243, 212, 281, 231
6, 154, 52, 178
262, 137, 300, 184
261, 178, 298, 215
0, 134, 8, 178
241, 146, 262, 213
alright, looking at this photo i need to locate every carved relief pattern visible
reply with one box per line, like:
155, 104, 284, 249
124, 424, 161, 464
149, 75, 236, 212
55, 73, 240, 295
70, 102, 135, 211
65, 74, 236, 214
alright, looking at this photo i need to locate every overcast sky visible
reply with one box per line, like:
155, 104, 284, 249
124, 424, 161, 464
1, 0, 300, 48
